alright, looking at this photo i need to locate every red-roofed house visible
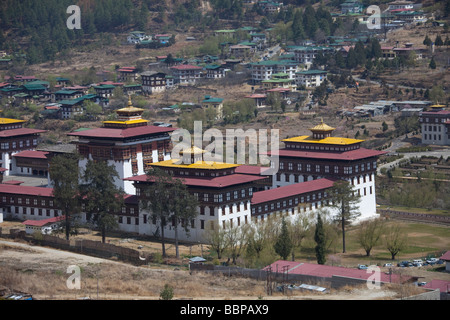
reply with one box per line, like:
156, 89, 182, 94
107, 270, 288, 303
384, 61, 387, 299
117, 67, 139, 82
440, 251, 450, 273
11, 150, 49, 176
0, 118, 46, 176
23, 216, 64, 235
170, 64, 203, 85
423, 279, 450, 300
419, 106, 450, 146
264, 260, 416, 288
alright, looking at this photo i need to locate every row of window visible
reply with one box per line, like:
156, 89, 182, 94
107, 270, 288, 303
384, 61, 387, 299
2, 196, 54, 207
193, 188, 253, 203
9, 206, 60, 217
278, 161, 376, 174
1, 139, 37, 150
285, 143, 359, 152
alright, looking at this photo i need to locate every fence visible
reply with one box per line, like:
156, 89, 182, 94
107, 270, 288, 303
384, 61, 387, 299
378, 209, 450, 225
0, 228, 150, 265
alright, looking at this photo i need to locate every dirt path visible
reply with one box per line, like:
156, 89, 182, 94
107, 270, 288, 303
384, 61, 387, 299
0, 239, 407, 300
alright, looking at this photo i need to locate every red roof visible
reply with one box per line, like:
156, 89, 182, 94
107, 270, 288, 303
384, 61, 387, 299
68, 125, 174, 139
2, 180, 23, 185
421, 110, 450, 115
125, 173, 266, 188
235, 165, 272, 175
23, 216, 64, 227
0, 128, 46, 138
267, 148, 386, 161
252, 178, 336, 205
171, 64, 202, 70
0, 184, 54, 197
440, 251, 450, 261
423, 279, 450, 293
118, 67, 137, 72
12, 150, 49, 159
264, 260, 414, 284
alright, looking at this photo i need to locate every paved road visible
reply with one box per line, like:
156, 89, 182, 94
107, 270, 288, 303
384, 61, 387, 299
377, 149, 450, 174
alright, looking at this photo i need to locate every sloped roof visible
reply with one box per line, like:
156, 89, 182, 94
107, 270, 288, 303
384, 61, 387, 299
263, 260, 415, 284
251, 178, 336, 205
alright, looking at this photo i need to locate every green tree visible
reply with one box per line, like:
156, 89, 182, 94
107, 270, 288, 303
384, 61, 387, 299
274, 218, 292, 260
140, 167, 174, 257
435, 34, 444, 46
80, 160, 125, 243
159, 284, 174, 300
314, 214, 326, 264
329, 180, 361, 253
382, 121, 388, 132
423, 35, 432, 46
429, 57, 436, 69
170, 178, 199, 258
49, 154, 81, 241
292, 9, 305, 43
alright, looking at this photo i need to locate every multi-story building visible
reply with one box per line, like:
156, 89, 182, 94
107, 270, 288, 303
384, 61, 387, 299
117, 67, 139, 82
67, 97, 174, 194
340, 0, 364, 14
293, 46, 334, 69
202, 95, 224, 119
420, 105, 450, 146
267, 120, 386, 221
125, 147, 269, 242
140, 71, 167, 94
295, 70, 328, 88
250, 60, 298, 84
205, 64, 226, 79
170, 64, 203, 85
0, 118, 46, 175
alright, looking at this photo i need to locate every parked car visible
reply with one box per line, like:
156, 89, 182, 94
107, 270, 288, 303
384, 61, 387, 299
383, 263, 393, 267
358, 264, 368, 270
426, 258, 438, 264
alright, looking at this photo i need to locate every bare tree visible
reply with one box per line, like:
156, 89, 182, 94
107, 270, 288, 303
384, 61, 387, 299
384, 223, 408, 260
357, 218, 385, 256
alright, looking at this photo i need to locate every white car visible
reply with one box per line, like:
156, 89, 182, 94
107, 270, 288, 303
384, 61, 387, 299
383, 263, 393, 267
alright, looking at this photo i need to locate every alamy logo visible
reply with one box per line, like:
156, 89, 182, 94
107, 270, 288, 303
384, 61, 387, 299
171, 121, 279, 174
66, 5, 81, 30
66, 265, 81, 290
366, 266, 381, 290
366, 5, 381, 30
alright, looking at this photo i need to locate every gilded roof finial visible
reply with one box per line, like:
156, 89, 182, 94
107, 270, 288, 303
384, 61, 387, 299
127, 94, 132, 108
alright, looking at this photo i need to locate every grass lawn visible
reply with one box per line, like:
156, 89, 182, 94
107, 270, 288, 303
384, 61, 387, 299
295, 220, 450, 267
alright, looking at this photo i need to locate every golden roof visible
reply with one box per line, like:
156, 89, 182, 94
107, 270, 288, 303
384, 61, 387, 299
0, 118, 26, 124
283, 135, 364, 145
180, 146, 206, 154
103, 119, 149, 126
150, 159, 240, 170
116, 95, 144, 114
309, 118, 335, 132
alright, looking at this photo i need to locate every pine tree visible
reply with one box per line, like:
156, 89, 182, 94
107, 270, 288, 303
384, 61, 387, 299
274, 218, 293, 260
314, 214, 326, 265
435, 34, 444, 46
429, 57, 436, 69
329, 180, 361, 253
80, 160, 125, 243
423, 35, 432, 46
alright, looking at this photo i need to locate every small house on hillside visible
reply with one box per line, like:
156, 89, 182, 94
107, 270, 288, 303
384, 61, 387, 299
23, 216, 64, 235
